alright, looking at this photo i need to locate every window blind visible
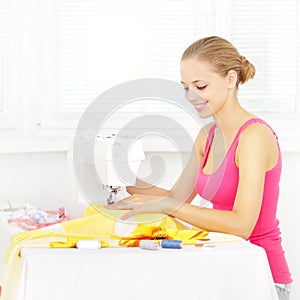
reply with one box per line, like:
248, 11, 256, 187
57, 0, 202, 114
46, 0, 300, 127
231, 0, 298, 113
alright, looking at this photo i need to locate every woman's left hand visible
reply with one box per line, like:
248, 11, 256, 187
105, 194, 179, 220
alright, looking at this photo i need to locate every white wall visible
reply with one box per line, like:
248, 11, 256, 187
0, 152, 67, 210
0, 149, 299, 299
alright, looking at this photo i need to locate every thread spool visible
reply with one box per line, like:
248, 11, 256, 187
139, 240, 159, 250
76, 240, 101, 250
161, 240, 182, 249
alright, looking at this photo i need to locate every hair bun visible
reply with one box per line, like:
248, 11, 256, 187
239, 55, 256, 84
181, 36, 256, 87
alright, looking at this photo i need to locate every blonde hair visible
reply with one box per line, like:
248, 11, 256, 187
181, 36, 256, 86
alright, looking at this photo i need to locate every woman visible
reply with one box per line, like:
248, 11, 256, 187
107, 36, 292, 299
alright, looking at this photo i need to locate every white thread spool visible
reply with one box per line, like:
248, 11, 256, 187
139, 240, 159, 250
76, 240, 101, 250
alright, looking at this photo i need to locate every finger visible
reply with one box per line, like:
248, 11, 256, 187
122, 194, 155, 204
121, 194, 146, 203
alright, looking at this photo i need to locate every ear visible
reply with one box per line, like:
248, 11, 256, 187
227, 70, 238, 88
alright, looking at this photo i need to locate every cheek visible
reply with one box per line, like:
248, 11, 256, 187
206, 89, 228, 113
211, 83, 229, 103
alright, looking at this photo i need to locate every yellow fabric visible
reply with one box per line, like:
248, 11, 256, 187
1, 204, 207, 300
115, 224, 208, 247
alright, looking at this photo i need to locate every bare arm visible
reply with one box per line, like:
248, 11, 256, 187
126, 179, 169, 197
166, 124, 275, 239
126, 125, 209, 202
109, 124, 276, 240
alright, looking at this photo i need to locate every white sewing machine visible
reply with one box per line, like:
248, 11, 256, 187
94, 134, 145, 204
65, 134, 145, 218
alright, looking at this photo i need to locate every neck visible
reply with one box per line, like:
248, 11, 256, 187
213, 97, 255, 133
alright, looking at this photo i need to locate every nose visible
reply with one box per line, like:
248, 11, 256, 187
185, 88, 202, 104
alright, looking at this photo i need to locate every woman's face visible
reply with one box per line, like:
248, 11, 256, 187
180, 59, 232, 118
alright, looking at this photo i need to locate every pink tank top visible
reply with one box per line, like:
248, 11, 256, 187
195, 118, 292, 284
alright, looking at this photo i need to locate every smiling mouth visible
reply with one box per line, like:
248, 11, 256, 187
195, 102, 208, 111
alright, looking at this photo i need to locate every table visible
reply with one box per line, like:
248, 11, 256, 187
17, 241, 278, 300
0, 212, 23, 281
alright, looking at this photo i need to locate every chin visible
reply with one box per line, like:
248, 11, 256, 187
197, 111, 213, 119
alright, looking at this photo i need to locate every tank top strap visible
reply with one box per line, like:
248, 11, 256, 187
234, 118, 279, 143
201, 118, 279, 169
202, 124, 217, 167
204, 124, 217, 153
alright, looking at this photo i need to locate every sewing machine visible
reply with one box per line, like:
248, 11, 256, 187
94, 134, 145, 204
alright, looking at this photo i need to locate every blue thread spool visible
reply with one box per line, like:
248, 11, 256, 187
139, 240, 159, 250
161, 240, 182, 249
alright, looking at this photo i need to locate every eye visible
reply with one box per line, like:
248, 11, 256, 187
182, 86, 189, 91
197, 85, 207, 90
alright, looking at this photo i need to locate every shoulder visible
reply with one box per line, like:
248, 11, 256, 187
239, 122, 277, 147
237, 121, 278, 165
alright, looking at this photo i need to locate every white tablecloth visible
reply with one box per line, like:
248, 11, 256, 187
0, 212, 23, 281
18, 242, 278, 300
